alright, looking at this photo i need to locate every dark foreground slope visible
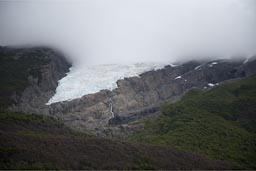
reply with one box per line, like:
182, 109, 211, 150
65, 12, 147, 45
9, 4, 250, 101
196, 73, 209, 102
0, 111, 232, 170
131, 76, 256, 169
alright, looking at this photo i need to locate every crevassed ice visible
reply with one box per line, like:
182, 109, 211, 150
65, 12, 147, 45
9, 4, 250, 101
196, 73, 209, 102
46, 63, 168, 105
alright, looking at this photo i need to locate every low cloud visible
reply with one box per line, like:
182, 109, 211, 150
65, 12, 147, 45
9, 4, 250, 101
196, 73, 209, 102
0, 0, 255, 65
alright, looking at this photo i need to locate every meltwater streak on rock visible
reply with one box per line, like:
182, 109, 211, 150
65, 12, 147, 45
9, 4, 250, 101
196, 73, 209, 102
46, 63, 168, 104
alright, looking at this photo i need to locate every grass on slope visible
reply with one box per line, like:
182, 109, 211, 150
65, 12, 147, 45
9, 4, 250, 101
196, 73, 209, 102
0, 111, 232, 170
130, 76, 256, 169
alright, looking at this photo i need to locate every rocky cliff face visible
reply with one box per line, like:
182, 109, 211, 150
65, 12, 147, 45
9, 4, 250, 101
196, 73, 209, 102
0, 46, 71, 113
1, 46, 256, 137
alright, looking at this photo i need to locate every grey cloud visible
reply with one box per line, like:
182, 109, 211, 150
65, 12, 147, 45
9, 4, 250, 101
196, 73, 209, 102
0, 0, 255, 65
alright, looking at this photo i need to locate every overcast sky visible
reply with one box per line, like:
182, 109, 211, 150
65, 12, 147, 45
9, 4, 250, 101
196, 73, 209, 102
0, 0, 256, 65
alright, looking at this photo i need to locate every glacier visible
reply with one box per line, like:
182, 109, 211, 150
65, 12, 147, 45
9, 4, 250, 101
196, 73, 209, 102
46, 63, 169, 105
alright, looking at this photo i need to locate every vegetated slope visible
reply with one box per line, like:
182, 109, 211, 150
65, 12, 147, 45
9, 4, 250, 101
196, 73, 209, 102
0, 111, 233, 170
130, 76, 256, 169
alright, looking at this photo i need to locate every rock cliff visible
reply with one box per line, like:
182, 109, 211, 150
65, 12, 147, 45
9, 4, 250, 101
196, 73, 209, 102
0, 46, 71, 113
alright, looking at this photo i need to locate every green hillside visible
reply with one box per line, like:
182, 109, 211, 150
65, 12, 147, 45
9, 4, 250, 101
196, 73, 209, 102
130, 76, 256, 169
0, 111, 232, 170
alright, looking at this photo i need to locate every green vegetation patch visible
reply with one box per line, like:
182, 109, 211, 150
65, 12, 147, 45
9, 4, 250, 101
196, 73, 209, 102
0, 110, 61, 126
131, 76, 256, 169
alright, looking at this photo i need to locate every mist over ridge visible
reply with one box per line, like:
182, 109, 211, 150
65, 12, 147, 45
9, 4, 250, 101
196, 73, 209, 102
0, 0, 255, 66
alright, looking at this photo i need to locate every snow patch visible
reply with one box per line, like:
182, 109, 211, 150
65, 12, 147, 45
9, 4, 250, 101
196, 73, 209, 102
174, 76, 182, 79
46, 63, 167, 105
170, 64, 179, 67
208, 62, 218, 67
194, 63, 205, 70
243, 57, 251, 64
195, 65, 201, 70
208, 83, 215, 87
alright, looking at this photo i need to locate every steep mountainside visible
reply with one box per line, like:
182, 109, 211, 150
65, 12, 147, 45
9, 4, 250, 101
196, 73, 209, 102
1, 46, 256, 137
0, 46, 70, 112
131, 76, 256, 169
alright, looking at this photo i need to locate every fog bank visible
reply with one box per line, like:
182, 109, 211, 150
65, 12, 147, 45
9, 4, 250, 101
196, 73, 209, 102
0, 0, 256, 65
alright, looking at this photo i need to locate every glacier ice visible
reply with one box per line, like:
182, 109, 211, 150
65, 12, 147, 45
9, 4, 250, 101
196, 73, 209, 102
46, 63, 168, 105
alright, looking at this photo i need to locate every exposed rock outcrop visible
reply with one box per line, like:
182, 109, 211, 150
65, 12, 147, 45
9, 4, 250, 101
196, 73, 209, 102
0, 46, 71, 113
